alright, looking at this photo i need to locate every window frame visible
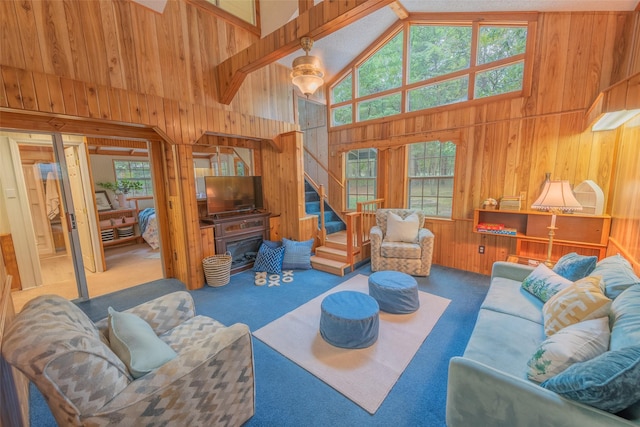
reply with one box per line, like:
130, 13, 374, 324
328, 14, 536, 128
345, 148, 378, 210
406, 141, 457, 219
113, 159, 153, 197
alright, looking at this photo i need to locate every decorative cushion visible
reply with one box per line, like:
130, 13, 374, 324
282, 237, 314, 270
552, 252, 597, 281
253, 243, 285, 274
609, 284, 640, 351
542, 276, 612, 336
107, 307, 177, 379
385, 212, 419, 243
591, 254, 640, 299
541, 345, 640, 413
380, 241, 422, 259
262, 240, 282, 249
527, 317, 610, 383
521, 263, 573, 302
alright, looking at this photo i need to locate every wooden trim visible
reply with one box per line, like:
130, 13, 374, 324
389, 1, 408, 20
608, 236, 640, 275
215, 0, 396, 104
187, 0, 260, 36
298, 0, 313, 14
408, 12, 538, 23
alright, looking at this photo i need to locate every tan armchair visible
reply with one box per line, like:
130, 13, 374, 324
370, 208, 435, 276
2, 291, 254, 426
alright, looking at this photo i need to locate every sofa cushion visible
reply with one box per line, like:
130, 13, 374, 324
481, 276, 543, 324
521, 263, 573, 302
108, 307, 178, 379
542, 276, 611, 336
552, 252, 597, 281
609, 284, 640, 351
253, 243, 285, 274
464, 308, 545, 378
385, 211, 419, 243
381, 241, 422, 259
541, 345, 640, 413
527, 317, 610, 383
591, 254, 640, 299
282, 237, 314, 270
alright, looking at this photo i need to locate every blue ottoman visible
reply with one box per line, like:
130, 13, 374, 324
319, 291, 379, 349
368, 271, 420, 314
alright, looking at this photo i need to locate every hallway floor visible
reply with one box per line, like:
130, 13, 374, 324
11, 243, 163, 312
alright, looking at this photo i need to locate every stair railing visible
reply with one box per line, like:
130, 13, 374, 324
344, 198, 385, 271
304, 173, 327, 245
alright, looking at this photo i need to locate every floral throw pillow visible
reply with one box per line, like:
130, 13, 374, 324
527, 317, 610, 382
521, 263, 573, 302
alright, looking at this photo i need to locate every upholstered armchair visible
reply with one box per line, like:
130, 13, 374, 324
370, 208, 435, 276
2, 291, 254, 426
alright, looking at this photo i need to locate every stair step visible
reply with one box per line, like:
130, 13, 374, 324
316, 246, 348, 262
310, 255, 349, 276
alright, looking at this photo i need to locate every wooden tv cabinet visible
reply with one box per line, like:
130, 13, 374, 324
473, 209, 611, 260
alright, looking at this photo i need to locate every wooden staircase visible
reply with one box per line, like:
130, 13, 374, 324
310, 231, 351, 276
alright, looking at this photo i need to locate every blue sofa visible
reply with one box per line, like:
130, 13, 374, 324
446, 260, 640, 427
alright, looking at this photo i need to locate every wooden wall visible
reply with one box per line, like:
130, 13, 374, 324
327, 11, 640, 275
607, 118, 640, 275
0, 0, 300, 290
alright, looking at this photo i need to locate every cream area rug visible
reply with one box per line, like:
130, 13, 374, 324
252, 274, 451, 414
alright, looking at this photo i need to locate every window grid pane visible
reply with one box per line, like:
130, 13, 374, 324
114, 160, 153, 196
357, 32, 404, 97
409, 25, 472, 83
346, 149, 377, 210
407, 142, 456, 218
408, 76, 469, 112
477, 26, 527, 64
358, 93, 402, 122
474, 61, 524, 98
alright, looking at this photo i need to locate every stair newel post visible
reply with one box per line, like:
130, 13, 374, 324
345, 212, 355, 271
319, 185, 327, 245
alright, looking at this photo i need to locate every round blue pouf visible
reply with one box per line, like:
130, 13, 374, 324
368, 271, 420, 314
319, 291, 379, 349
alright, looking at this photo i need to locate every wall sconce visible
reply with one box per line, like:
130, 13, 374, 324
531, 180, 582, 266
592, 109, 640, 131
291, 37, 324, 97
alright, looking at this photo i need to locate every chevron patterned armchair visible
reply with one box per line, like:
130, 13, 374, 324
370, 208, 435, 276
2, 291, 254, 427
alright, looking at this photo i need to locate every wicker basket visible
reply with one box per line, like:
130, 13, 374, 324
202, 252, 232, 287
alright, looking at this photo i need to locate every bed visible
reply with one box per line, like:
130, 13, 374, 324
138, 207, 160, 250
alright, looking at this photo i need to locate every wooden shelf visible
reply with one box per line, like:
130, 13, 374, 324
99, 209, 139, 249
474, 209, 611, 260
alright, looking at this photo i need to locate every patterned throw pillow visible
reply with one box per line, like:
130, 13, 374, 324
253, 243, 285, 274
107, 307, 177, 379
552, 252, 597, 281
527, 317, 610, 382
282, 238, 314, 270
385, 212, 419, 243
541, 345, 640, 413
542, 276, 612, 336
521, 263, 573, 302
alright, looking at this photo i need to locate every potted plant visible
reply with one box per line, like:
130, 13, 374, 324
97, 180, 143, 207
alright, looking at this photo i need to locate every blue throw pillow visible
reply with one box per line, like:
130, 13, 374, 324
253, 243, 285, 274
541, 345, 640, 413
552, 252, 597, 281
591, 254, 640, 299
262, 240, 282, 249
282, 238, 314, 270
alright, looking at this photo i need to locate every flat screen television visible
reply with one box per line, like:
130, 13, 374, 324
204, 176, 263, 215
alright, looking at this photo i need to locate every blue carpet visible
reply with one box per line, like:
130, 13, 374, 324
28, 264, 489, 426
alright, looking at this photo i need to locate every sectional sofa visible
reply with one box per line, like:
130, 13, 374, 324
446, 255, 640, 427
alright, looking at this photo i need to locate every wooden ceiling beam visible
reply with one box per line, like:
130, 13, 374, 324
216, 0, 395, 104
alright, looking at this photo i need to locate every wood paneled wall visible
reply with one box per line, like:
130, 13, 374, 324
261, 131, 317, 241
0, 0, 301, 290
328, 11, 640, 275
607, 118, 640, 275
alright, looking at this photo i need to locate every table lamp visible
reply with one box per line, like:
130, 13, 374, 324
531, 180, 582, 266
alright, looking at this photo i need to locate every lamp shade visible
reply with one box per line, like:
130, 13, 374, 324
531, 180, 583, 212
291, 37, 324, 97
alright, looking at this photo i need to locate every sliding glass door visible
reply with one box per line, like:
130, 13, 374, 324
0, 130, 91, 300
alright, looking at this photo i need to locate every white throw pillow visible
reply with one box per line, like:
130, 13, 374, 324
385, 212, 419, 243
527, 317, 610, 383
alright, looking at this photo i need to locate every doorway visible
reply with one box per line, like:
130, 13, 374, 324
0, 131, 164, 311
